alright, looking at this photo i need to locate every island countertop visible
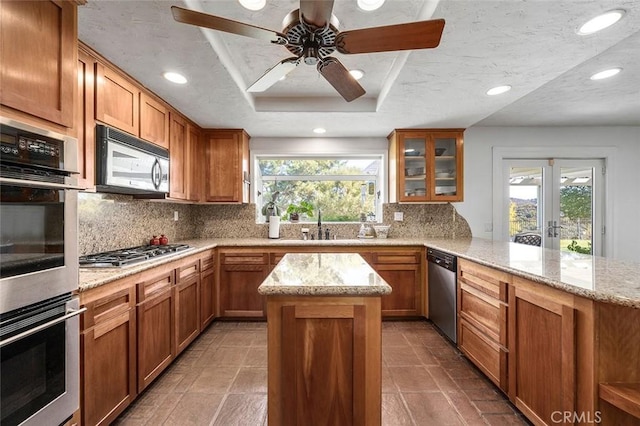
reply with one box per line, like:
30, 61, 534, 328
258, 252, 392, 296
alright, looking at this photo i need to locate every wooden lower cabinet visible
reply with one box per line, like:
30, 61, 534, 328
508, 277, 577, 426
457, 259, 509, 392
200, 251, 216, 329
136, 271, 175, 393
219, 251, 269, 318
266, 296, 382, 425
175, 260, 200, 354
370, 250, 422, 317
80, 286, 137, 426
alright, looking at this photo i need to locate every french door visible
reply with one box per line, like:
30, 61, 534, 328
503, 159, 605, 255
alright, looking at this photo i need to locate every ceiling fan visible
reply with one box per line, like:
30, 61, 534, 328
171, 1, 445, 102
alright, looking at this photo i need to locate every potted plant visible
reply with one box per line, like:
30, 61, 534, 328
286, 201, 314, 223
261, 191, 280, 222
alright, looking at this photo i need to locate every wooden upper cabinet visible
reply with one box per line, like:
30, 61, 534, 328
186, 124, 202, 202
95, 63, 140, 136
75, 48, 97, 189
388, 129, 464, 202
139, 93, 169, 149
0, 0, 77, 128
204, 129, 250, 203
169, 112, 188, 200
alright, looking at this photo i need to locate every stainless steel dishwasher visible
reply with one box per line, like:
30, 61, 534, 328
427, 248, 457, 343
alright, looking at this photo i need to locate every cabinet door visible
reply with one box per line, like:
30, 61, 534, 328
137, 272, 174, 392
395, 131, 429, 202
0, 0, 76, 127
95, 63, 140, 135
175, 261, 200, 354
429, 131, 464, 201
204, 130, 249, 203
374, 263, 421, 317
219, 252, 268, 318
81, 286, 137, 426
509, 279, 576, 425
169, 112, 188, 200
200, 264, 216, 329
76, 48, 96, 189
139, 93, 169, 149
186, 124, 202, 202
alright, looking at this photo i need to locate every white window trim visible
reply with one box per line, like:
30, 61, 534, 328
250, 137, 388, 223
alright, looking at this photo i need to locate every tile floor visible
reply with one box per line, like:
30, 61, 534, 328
114, 320, 530, 425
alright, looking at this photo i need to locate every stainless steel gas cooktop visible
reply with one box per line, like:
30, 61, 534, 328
79, 244, 191, 268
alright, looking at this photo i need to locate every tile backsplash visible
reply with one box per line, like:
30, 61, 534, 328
78, 193, 471, 254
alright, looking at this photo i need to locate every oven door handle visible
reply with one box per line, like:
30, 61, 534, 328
0, 307, 87, 348
0, 177, 84, 190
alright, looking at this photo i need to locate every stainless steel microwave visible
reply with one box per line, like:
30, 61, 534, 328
95, 124, 169, 195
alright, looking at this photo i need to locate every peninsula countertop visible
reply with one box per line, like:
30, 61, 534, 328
257, 252, 392, 296
77, 237, 640, 309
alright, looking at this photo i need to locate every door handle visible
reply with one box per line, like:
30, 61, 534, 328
546, 220, 563, 238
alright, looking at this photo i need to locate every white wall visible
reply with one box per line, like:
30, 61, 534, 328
456, 126, 640, 261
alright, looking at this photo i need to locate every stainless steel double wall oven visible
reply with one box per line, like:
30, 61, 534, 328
0, 117, 83, 426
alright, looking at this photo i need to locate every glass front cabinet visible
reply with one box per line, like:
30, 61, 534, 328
388, 129, 464, 202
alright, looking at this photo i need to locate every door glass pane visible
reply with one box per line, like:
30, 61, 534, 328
403, 138, 426, 198
434, 137, 457, 196
559, 167, 593, 254
509, 167, 543, 245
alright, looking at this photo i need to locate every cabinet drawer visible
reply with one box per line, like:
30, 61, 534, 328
458, 258, 509, 302
459, 318, 508, 392
459, 283, 507, 346
222, 252, 268, 265
177, 260, 199, 283
200, 252, 215, 271
370, 251, 420, 264
82, 286, 135, 330
137, 272, 173, 302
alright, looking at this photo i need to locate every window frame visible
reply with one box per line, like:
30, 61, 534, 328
251, 139, 388, 224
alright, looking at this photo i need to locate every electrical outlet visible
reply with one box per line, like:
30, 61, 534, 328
394, 212, 404, 221
173, 211, 179, 221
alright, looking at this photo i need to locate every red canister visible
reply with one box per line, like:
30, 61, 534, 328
150, 235, 160, 245
159, 234, 168, 245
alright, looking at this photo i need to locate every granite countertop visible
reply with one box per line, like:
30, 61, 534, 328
78, 237, 640, 309
258, 253, 392, 296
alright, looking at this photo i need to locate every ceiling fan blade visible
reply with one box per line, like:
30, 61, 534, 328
317, 57, 365, 102
299, 0, 335, 29
247, 58, 300, 93
171, 6, 287, 45
335, 19, 445, 54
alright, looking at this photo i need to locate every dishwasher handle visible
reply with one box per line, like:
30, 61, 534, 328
427, 248, 457, 272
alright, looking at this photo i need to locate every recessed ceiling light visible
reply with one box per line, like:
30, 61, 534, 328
590, 67, 622, 80
578, 10, 625, 35
349, 69, 365, 80
238, 0, 266, 11
486, 85, 511, 96
357, 0, 385, 11
313, 128, 326, 134
163, 72, 187, 84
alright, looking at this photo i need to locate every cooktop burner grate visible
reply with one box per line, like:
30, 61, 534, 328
79, 244, 191, 267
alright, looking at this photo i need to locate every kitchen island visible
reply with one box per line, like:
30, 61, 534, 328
258, 253, 391, 426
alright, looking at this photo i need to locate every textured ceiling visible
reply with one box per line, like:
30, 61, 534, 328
78, 0, 640, 137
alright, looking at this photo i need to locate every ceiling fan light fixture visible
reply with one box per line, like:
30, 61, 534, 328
590, 67, 622, 80
357, 0, 385, 12
163, 72, 187, 84
577, 10, 625, 35
238, 0, 266, 11
486, 85, 511, 96
313, 127, 326, 134
349, 69, 365, 80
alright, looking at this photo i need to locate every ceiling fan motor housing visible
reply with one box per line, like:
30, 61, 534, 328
282, 9, 338, 61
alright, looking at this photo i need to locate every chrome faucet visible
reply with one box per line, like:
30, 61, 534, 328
317, 209, 322, 240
